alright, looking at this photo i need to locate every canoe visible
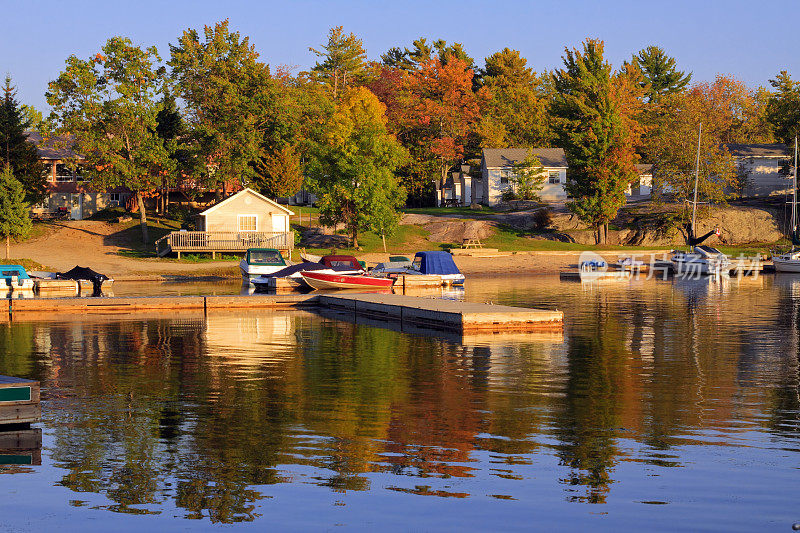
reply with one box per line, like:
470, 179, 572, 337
301, 271, 395, 290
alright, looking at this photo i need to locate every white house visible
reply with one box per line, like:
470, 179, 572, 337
478, 148, 569, 205
723, 143, 792, 197
196, 188, 294, 234
626, 164, 654, 201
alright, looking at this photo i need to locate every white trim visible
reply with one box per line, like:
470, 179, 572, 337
238, 214, 258, 232
200, 188, 295, 216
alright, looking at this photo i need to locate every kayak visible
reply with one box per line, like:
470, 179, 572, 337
300, 271, 395, 290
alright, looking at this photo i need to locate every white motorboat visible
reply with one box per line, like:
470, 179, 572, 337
671, 245, 730, 276
240, 248, 290, 283
773, 138, 800, 273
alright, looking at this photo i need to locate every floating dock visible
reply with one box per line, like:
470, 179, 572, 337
2, 293, 562, 334
316, 293, 562, 332
0, 376, 40, 426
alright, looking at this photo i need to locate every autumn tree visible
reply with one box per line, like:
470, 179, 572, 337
628, 46, 691, 103
552, 39, 645, 244
46, 37, 172, 242
309, 26, 368, 100
305, 87, 407, 248
767, 71, 800, 144
0, 76, 46, 204
0, 165, 32, 258
170, 20, 272, 198
253, 144, 304, 198
477, 48, 553, 148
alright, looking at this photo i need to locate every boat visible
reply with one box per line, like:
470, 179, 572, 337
774, 137, 800, 272
251, 254, 364, 292
372, 251, 465, 285
300, 271, 395, 290
0, 265, 35, 291
670, 123, 730, 277
240, 248, 290, 283
55, 266, 114, 295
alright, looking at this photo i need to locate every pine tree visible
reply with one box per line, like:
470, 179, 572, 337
309, 26, 368, 100
629, 46, 691, 102
0, 76, 46, 204
0, 165, 32, 259
767, 71, 800, 144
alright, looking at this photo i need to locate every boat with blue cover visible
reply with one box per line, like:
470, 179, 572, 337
372, 251, 465, 285
0, 265, 35, 291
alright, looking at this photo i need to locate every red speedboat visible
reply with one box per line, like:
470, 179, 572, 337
300, 271, 395, 290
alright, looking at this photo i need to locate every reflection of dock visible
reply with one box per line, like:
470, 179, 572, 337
0, 427, 42, 466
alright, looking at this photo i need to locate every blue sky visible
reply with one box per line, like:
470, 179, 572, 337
3, 0, 799, 111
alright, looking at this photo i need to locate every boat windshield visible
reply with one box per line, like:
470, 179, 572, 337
696, 245, 722, 255
412, 256, 422, 271
249, 250, 284, 265
0, 268, 23, 278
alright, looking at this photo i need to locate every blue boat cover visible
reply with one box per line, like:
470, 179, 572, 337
415, 251, 461, 275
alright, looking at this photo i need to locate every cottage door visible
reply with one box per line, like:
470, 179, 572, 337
70, 194, 83, 220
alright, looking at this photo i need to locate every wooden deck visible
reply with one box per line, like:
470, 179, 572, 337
155, 231, 294, 258
0, 376, 40, 426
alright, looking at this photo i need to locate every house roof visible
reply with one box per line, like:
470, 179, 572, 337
636, 163, 653, 174
482, 148, 568, 168
25, 131, 83, 160
723, 143, 791, 158
199, 188, 294, 217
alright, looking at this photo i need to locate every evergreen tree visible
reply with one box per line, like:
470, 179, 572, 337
0, 76, 46, 204
629, 46, 691, 102
767, 71, 800, 144
553, 39, 644, 244
0, 165, 32, 259
309, 26, 368, 100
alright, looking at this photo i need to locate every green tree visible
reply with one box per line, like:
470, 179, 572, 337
629, 46, 691, 103
552, 39, 645, 244
46, 37, 173, 242
477, 48, 553, 147
0, 76, 46, 204
306, 87, 408, 247
767, 71, 800, 144
252, 143, 304, 198
509, 152, 546, 201
169, 20, 272, 198
0, 165, 32, 258
309, 26, 368, 100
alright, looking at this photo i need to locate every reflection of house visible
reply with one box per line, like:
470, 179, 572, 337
724, 143, 792, 197
478, 148, 569, 206
626, 164, 653, 201
27, 132, 131, 220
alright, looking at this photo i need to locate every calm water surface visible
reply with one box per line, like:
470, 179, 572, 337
0, 275, 798, 531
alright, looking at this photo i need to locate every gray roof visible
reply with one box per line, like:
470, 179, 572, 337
723, 143, 790, 158
482, 148, 568, 168
25, 131, 83, 160
636, 163, 653, 174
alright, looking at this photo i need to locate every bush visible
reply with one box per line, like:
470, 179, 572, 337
169, 205, 196, 230
501, 189, 518, 202
532, 208, 552, 230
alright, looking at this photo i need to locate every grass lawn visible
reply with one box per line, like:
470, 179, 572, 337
2, 258, 55, 272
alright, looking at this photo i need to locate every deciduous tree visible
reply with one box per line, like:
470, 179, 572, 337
46, 37, 173, 242
552, 39, 645, 244
305, 87, 407, 247
509, 152, 546, 201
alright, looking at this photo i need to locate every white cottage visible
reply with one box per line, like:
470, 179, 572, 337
479, 148, 569, 205
196, 188, 293, 233
724, 143, 792, 197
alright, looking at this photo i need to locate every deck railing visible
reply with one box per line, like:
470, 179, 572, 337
156, 231, 294, 256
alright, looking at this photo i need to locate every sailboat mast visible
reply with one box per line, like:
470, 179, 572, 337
793, 136, 797, 237
691, 123, 702, 232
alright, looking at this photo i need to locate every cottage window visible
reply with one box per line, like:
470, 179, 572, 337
238, 215, 258, 232
108, 193, 121, 203
56, 164, 73, 182
499, 169, 510, 185
548, 171, 561, 184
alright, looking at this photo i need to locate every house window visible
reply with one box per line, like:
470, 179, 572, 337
548, 171, 561, 184
499, 169, 510, 185
41, 166, 53, 182
108, 193, 121, 203
56, 164, 73, 182
75, 170, 85, 182
238, 215, 258, 232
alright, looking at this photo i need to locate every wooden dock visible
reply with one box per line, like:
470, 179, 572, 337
316, 293, 562, 332
0, 376, 40, 426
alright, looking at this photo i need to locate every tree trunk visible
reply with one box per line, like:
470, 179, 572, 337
136, 191, 149, 244
5, 235, 8, 259
352, 226, 358, 249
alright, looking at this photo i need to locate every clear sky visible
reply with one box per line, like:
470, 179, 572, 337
3, 0, 799, 111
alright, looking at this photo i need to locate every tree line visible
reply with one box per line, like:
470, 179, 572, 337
3, 21, 800, 245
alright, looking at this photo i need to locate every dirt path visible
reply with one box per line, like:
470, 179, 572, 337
9, 221, 238, 278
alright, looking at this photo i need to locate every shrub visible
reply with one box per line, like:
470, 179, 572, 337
532, 208, 552, 230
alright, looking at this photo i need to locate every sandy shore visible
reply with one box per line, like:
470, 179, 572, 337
9, 220, 672, 280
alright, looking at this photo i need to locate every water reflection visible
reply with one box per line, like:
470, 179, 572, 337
0, 276, 797, 529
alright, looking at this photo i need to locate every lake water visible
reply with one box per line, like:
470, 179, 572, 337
0, 275, 798, 531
